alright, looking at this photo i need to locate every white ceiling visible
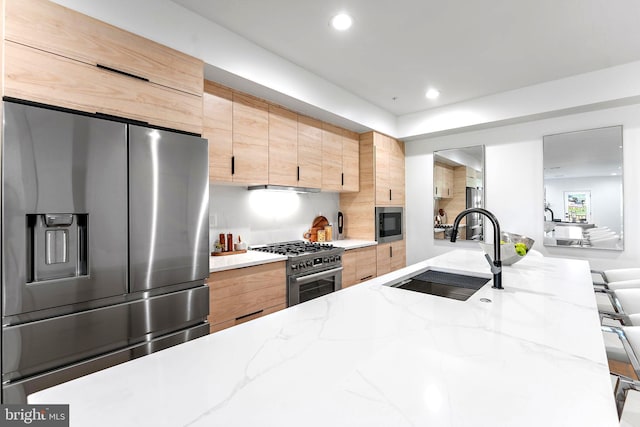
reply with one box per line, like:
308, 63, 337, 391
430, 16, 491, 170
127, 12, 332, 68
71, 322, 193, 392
172, 0, 640, 118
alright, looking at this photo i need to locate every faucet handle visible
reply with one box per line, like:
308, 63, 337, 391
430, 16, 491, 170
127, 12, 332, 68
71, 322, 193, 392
483, 253, 502, 274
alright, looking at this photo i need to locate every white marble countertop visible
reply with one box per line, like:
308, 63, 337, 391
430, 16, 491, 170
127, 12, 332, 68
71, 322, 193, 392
31, 249, 617, 426
330, 239, 377, 250
209, 251, 286, 273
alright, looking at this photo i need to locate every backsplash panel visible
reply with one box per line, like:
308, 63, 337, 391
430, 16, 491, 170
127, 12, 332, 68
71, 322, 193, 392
209, 185, 340, 249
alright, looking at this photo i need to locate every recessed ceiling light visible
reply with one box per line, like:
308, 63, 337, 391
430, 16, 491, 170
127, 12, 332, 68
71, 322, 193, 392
330, 13, 353, 31
425, 88, 440, 99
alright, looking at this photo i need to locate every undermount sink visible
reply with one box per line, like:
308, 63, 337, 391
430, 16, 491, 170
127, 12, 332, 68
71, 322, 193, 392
388, 269, 490, 301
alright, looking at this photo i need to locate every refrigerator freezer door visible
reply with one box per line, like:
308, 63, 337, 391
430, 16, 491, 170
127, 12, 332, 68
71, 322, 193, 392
2, 102, 128, 316
129, 126, 209, 292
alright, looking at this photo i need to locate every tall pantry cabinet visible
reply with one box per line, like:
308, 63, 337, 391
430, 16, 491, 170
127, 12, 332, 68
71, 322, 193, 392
340, 131, 406, 284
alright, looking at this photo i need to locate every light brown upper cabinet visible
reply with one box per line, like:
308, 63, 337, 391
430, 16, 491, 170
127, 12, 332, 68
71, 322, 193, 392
269, 106, 298, 187
204, 84, 269, 184
3, 0, 203, 134
322, 124, 360, 192
297, 116, 323, 189
322, 123, 344, 191
203, 81, 233, 183
203, 81, 358, 191
342, 130, 360, 192
232, 93, 269, 184
375, 133, 405, 206
434, 162, 454, 199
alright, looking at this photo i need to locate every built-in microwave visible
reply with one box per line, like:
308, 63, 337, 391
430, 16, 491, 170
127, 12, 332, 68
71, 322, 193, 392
375, 207, 403, 243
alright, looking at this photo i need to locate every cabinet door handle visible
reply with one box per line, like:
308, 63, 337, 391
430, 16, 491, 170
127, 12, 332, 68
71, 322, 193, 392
389, 189, 392, 200
390, 246, 393, 258
435, 186, 438, 195
297, 166, 300, 181
235, 309, 264, 321
360, 275, 373, 281
96, 64, 149, 82
231, 156, 235, 175
341, 173, 344, 186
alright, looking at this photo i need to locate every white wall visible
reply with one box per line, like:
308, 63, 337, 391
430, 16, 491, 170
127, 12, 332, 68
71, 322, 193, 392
406, 102, 640, 271
209, 185, 340, 249
545, 176, 623, 235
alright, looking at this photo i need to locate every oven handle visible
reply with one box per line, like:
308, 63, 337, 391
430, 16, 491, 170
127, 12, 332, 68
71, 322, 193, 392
292, 267, 343, 285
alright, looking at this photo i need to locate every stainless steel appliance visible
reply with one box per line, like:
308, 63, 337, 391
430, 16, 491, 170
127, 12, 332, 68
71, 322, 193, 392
375, 207, 403, 243
251, 241, 343, 306
2, 101, 210, 403
465, 187, 484, 240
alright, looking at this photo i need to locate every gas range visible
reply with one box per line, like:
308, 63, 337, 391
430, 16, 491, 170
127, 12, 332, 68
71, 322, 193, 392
251, 240, 344, 276
251, 240, 344, 306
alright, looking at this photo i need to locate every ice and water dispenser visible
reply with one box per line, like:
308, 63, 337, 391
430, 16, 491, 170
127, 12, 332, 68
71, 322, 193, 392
26, 213, 88, 283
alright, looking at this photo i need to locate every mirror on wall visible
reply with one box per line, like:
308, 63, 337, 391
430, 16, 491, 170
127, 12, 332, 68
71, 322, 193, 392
433, 145, 485, 241
543, 126, 623, 250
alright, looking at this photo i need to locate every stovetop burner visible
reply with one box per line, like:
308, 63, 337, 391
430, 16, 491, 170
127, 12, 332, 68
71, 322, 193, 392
251, 240, 337, 257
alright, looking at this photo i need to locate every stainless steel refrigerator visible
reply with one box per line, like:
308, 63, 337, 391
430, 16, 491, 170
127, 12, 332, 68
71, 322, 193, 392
465, 187, 484, 240
2, 101, 210, 403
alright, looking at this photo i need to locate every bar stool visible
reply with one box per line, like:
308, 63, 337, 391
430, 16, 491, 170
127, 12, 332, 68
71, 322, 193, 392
593, 268, 640, 285
602, 325, 640, 422
593, 269, 640, 313
599, 288, 640, 326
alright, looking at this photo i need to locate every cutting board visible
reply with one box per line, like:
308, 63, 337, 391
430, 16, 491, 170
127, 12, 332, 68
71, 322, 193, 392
304, 215, 329, 242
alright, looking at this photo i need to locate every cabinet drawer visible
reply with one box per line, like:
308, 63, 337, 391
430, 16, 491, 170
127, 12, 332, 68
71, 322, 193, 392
4, 42, 203, 134
208, 262, 286, 330
209, 284, 285, 327
5, 0, 203, 96
210, 303, 286, 334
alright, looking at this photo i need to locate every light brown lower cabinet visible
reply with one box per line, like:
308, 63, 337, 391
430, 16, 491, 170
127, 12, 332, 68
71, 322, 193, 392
342, 246, 377, 288
376, 241, 406, 276
208, 261, 286, 333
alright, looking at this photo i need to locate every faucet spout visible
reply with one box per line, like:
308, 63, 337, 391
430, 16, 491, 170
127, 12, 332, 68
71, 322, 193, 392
544, 207, 555, 221
450, 208, 503, 290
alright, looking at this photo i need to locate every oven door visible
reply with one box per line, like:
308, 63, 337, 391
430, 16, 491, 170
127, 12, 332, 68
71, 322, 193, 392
288, 267, 343, 306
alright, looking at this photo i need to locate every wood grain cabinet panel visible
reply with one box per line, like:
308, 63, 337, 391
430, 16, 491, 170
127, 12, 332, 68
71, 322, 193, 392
208, 261, 286, 333
269, 105, 298, 187
5, 0, 203, 96
375, 134, 391, 204
376, 241, 406, 276
4, 42, 203, 134
342, 246, 377, 288
322, 123, 343, 191
232, 93, 269, 184
342, 129, 360, 192
203, 81, 233, 183
297, 115, 323, 189
375, 134, 405, 206
434, 162, 454, 199
2, 0, 203, 134
389, 139, 406, 205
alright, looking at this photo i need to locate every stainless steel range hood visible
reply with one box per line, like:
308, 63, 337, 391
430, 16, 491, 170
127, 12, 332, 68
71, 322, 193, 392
247, 185, 321, 193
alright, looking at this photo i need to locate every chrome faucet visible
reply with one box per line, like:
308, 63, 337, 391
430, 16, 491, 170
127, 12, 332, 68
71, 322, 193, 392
450, 208, 503, 290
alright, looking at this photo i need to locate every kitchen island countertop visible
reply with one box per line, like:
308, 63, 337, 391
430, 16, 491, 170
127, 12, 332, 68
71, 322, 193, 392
30, 249, 617, 426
